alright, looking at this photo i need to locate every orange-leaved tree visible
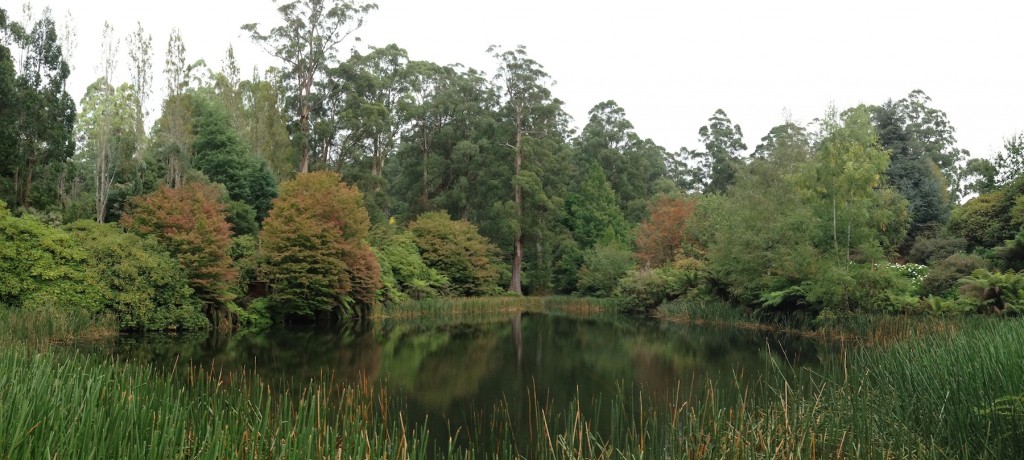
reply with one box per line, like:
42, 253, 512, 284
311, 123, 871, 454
261, 171, 381, 319
635, 195, 698, 268
120, 182, 238, 308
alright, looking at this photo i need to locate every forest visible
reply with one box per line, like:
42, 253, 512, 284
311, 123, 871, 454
3, 0, 1024, 332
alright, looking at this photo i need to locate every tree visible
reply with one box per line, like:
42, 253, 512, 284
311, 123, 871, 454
239, 70, 296, 180
120, 182, 238, 313
871, 97, 950, 241
1, 8, 75, 209
391, 63, 498, 219
994, 133, 1024, 186
261, 171, 381, 319
808, 106, 900, 267
190, 94, 277, 222
159, 29, 197, 187
489, 45, 566, 294
634, 195, 698, 268
77, 78, 138, 223
126, 21, 153, 152
243, 0, 378, 173
688, 109, 747, 194
576, 100, 669, 220
564, 163, 627, 250
407, 211, 501, 297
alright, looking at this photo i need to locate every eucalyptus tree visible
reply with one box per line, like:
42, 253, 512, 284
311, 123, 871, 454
0, 7, 75, 210
489, 45, 567, 294
243, 0, 378, 173
694, 109, 747, 194
576, 100, 669, 221
391, 63, 498, 220
126, 21, 152, 151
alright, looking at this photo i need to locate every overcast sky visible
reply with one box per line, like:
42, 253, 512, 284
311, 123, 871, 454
20, 0, 1024, 159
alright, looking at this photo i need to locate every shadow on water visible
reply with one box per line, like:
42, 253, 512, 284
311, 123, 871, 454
72, 310, 833, 453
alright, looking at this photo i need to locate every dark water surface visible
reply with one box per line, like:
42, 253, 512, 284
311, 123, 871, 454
77, 312, 832, 449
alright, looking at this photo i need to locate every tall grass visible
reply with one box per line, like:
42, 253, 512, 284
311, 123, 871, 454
0, 346, 429, 458
375, 296, 619, 320
0, 307, 117, 350
4, 303, 1024, 458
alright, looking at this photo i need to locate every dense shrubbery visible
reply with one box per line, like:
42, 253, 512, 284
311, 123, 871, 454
616, 258, 707, 312
576, 242, 634, 297
371, 225, 449, 303
0, 204, 104, 311
260, 171, 381, 319
408, 211, 502, 297
1, 204, 206, 330
64, 221, 208, 331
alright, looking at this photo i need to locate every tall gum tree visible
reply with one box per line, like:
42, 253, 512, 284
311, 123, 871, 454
489, 45, 565, 295
243, 0, 377, 173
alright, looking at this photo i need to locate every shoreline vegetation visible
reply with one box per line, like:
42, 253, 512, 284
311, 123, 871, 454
3, 298, 1024, 458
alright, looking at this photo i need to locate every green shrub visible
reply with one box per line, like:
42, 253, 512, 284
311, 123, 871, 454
958, 268, 1024, 314
921, 253, 989, 298
228, 298, 271, 329
616, 258, 707, 312
908, 234, 968, 264
370, 226, 449, 303
408, 211, 502, 297
0, 207, 105, 312
65, 221, 208, 331
228, 235, 264, 299
576, 242, 634, 297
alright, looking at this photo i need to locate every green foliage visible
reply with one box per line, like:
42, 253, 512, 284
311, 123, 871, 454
948, 182, 1024, 250
616, 259, 707, 312
0, 206, 104, 312
908, 233, 968, 264
921, 253, 990, 298
228, 234, 264, 299
408, 211, 501, 297
958, 269, 1024, 314
64, 221, 208, 331
564, 164, 628, 249
0, 205, 205, 331
370, 225, 449, 303
121, 182, 238, 307
576, 242, 634, 297
261, 171, 381, 319
576, 100, 668, 220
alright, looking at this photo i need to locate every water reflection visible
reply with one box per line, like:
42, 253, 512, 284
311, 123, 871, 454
79, 312, 829, 445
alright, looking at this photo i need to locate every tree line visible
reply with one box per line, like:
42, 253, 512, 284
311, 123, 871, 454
3, 1, 1024, 329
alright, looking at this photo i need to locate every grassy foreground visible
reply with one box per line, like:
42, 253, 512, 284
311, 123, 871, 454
3, 303, 1024, 458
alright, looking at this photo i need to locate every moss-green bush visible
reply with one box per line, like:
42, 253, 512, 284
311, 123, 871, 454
616, 258, 707, 312
65, 221, 208, 331
921, 253, 989, 298
0, 206, 105, 312
576, 242, 634, 297
371, 226, 449, 303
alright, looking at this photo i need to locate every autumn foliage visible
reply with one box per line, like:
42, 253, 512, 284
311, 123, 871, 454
120, 183, 238, 306
260, 171, 381, 319
634, 196, 698, 268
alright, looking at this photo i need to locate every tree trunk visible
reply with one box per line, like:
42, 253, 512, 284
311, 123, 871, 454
508, 118, 524, 295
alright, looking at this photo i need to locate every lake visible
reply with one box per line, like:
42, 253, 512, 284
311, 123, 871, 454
76, 310, 832, 453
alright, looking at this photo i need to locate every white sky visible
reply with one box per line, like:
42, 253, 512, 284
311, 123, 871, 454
20, 0, 1024, 159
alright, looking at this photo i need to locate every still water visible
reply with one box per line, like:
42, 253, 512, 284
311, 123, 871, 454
80, 312, 830, 446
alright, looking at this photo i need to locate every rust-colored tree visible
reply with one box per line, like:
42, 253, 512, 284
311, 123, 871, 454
120, 183, 238, 308
635, 195, 698, 268
261, 171, 381, 319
